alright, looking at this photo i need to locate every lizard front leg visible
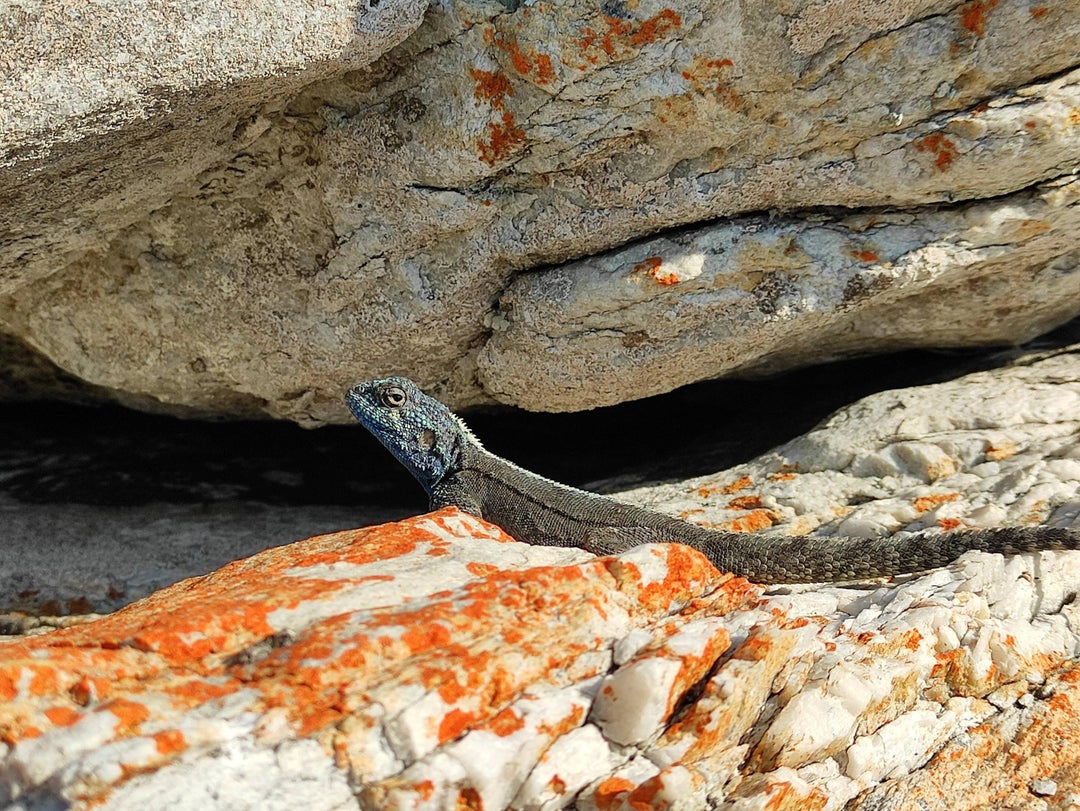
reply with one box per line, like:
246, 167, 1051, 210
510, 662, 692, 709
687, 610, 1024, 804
429, 477, 484, 520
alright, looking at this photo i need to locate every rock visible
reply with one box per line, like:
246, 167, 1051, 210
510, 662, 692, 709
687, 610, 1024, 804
4, 346, 1080, 808
480, 176, 1080, 410
613, 344, 1080, 547
2, 1, 1080, 420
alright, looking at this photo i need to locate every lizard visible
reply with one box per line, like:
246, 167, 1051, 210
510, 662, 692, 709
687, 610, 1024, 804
346, 376, 1080, 584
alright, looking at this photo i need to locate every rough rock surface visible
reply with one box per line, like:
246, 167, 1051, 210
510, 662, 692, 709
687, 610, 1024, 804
2, 0, 1079, 420
4, 344, 1080, 809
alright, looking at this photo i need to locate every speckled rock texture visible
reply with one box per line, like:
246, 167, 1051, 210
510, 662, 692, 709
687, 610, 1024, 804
4, 347, 1080, 809
2, 0, 1079, 420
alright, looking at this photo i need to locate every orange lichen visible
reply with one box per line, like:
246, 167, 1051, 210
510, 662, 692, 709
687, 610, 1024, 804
438, 708, 478, 743
577, 10, 682, 65
727, 495, 764, 511
488, 707, 527, 737
629, 9, 682, 45
478, 112, 526, 165
913, 493, 960, 512
722, 510, 777, 532
153, 729, 187, 756
415, 780, 436, 800
469, 68, 514, 109
536, 705, 587, 739
44, 706, 82, 727
850, 248, 879, 262
105, 698, 151, 732
697, 476, 753, 498
466, 561, 500, 578
914, 133, 958, 172
594, 776, 636, 810
630, 255, 680, 285
492, 35, 555, 85
938, 517, 963, 530
959, 0, 999, 36
1029, 6, 1048, 18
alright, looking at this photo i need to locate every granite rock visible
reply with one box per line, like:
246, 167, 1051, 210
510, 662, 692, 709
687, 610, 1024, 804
2, 1, 1080, 419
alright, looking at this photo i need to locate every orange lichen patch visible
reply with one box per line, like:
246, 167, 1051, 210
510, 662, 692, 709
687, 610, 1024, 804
469, 68, 514, 109
466, 561, 501, 578
727, 494, 764, 511
487, 707, 526, 737
44, 705, 82, 727
401, 622, 453, 654
537, 704, 587, 739
913, 493, 960, 512
697, 475, 753, 498
630, 255, 680, 285
594, 776, 637, 810
762, 779, 829, 811
1029, 5, 1048, 17
850, 248, 879, 263
603, 546, 741, 614
492, 34, 555, 85
769, 472, 797, 481
630, 9, 681, 45
438, 708, 478, 744
938, 517, 963, 530
902, 668, 1080, 808
722, 510, 778, 532
659, 626, 795, 765
153, 729, 187, 756
660, 628, 732, 718
959, 0, 999, 36
478, 111, 526, 165
38, 517, 466, 668
105, 698, 151, 732
160, 676, 241, 708
914, 133, 958, 172
576, 10, 682, 65
867, 628, 924, 657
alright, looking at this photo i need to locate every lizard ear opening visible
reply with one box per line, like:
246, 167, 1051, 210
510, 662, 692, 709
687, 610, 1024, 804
418, 428, 436, 451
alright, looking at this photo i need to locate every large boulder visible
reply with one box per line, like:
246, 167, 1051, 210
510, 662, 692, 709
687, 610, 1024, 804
2, 1, 1079, 421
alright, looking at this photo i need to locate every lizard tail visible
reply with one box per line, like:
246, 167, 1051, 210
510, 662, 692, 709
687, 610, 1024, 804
584, 525, 1080, 584
701, 525, 1080, 584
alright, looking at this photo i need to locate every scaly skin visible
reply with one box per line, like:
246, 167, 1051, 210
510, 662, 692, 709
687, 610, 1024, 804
346, 377, 1080, 584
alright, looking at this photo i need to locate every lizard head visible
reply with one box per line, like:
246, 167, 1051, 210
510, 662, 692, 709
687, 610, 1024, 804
346, 377, 475, 493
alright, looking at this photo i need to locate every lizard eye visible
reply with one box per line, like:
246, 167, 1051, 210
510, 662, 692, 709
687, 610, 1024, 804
379, 385, 408, 408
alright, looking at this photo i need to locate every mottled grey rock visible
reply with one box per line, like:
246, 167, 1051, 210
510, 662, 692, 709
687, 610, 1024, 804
1, 0, 1079, 420
616, 344, 1080, 549
480, 175, 1080, 410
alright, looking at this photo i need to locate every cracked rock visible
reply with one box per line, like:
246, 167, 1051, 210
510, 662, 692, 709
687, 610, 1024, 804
2, 1, 1080, 420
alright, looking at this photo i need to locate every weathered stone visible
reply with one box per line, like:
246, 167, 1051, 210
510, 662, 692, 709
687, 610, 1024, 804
4, 514, 1079, 808
480, 174, 1080, 410
613, 344, 1080, 547
3, 346, 1080, 808
2, 1, 1079, 420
